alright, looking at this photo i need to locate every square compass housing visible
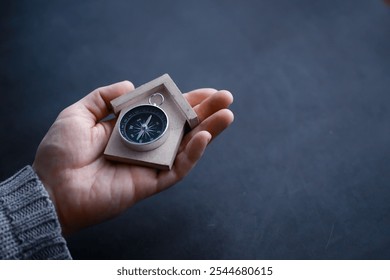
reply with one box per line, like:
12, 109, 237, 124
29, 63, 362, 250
104, 74, 199, 170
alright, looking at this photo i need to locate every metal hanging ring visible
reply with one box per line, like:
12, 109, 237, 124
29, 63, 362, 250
148, 93, 165, 107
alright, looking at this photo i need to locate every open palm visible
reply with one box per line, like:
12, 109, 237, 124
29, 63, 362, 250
32, 81, 234, 235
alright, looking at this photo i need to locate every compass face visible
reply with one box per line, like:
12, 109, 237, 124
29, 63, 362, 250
119, 105, 168, 150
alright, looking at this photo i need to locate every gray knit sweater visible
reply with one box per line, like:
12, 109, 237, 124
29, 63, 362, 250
0, 166, 71, 259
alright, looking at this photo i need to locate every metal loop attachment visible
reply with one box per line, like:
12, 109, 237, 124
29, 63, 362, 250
148, 93, 165, 107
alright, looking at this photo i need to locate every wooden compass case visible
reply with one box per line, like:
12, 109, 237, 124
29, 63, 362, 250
104, 74, 199, 170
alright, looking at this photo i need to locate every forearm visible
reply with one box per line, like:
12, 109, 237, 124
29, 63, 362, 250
0, 166, 71, 259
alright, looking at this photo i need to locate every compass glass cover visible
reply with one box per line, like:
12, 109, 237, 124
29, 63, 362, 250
119, 105, 168, 145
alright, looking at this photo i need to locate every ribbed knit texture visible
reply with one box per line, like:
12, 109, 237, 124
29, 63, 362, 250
0, 166, 71, 259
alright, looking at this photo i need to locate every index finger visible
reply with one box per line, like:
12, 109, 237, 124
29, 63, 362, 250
183, 88, 218, 107
192, 90, 234, 122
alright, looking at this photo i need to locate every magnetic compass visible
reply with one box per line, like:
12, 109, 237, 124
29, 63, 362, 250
118, 93, 169, 151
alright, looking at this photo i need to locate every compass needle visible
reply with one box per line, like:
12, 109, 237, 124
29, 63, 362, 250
145, 115, 152, 126
136, 130, 143, 141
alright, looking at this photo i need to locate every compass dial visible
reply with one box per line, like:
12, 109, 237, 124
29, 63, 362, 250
119, 105, 169, 151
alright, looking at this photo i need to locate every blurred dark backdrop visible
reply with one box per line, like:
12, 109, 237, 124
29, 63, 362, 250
1, 0, 390, 259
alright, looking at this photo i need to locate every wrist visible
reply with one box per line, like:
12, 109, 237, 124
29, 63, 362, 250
31, 162, 68, 235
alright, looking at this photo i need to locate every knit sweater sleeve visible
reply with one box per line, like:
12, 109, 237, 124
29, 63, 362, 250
0, 166, 71, 259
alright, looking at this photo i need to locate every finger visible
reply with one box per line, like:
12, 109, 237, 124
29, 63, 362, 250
198, 109, 234, 140
193, 90, 234, 122
79, 80, 134, 122
180, 108, 234, 151
157, 131, 212, 189
183, 88, 217, 107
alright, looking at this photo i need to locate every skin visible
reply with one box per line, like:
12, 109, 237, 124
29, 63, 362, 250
32, 81, 234, 235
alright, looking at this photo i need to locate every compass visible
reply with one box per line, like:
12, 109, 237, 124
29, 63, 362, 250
118, 93, 169, 151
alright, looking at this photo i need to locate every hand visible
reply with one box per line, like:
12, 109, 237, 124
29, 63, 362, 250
32, 81, 234, 235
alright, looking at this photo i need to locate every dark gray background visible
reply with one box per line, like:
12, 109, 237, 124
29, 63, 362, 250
1, 0, 390, 259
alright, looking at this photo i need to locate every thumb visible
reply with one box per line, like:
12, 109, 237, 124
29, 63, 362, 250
79, 80, 134, 122
75, 80, 134, 153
